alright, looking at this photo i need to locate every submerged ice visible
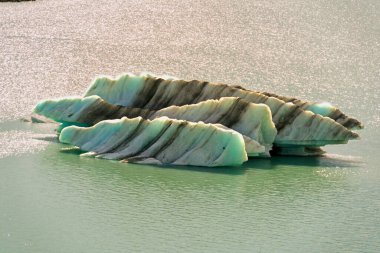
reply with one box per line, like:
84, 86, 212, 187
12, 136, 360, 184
33, 73, 362, 167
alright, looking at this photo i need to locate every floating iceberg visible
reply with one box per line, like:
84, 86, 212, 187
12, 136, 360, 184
59, 117, 248, 167
34, 96, 276, 156
32, 72, 362, 167
34, 93, 358, 155
85, 73, 362, 130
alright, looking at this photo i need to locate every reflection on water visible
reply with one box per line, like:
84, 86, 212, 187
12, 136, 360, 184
57, 140, 364, 175
0, 121, 378, 252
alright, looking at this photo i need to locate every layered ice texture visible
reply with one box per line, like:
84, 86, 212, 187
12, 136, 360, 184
34, 96, 276, 156
85, 73, 362, 130
34, 73, 361, 166
60, 117, 248, 167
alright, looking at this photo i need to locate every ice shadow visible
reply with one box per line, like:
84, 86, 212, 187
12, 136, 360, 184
58, 146, 362, 176
242, 154, 363, 170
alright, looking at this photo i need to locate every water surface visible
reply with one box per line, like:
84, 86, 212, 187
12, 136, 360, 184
0, 0, 379, 252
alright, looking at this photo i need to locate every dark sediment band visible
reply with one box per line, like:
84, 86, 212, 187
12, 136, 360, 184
59, 117, 248, 167
34, 94, 357, 151
85, 74, 362, 131
259, 91, 363, 129
34, 96, 276, 154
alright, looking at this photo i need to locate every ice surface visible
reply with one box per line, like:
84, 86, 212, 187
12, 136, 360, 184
59, 117, 248, 167
34, 96, 276, 156
32, 73, 361, 162
85, 73, 362, 129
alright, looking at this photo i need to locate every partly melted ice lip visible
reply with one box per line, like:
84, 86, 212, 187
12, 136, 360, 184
307, 102, 334, 116
273, 140, 350, 147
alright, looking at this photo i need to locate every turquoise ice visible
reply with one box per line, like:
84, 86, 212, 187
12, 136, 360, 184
60, 117, 248, 167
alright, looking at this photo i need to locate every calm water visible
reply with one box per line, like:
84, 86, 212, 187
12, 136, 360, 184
0, 0, 379, 252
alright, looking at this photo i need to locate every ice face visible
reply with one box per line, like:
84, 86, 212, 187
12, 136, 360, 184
60, 117, 248, 167
34, 94, 358, 156
33, 96, 276, 156
32, 72, 361, 162
84, 73, 362, 130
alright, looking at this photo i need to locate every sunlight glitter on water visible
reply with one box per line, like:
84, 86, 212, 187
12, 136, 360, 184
0, 130, 53, 159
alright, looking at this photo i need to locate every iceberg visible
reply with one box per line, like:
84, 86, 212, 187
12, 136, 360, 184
84, 73, 362, 130
59, 117, 248, 167
34, 94, 358, 155
31, 72, 362, 166
34, 96, 276, 156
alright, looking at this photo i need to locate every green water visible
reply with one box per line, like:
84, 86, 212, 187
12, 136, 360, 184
0, 0, 379, 252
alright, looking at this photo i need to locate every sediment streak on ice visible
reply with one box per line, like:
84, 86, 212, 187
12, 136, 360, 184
34, 94, 358, 150
32, 72, 362, 160
34, 96, 276, 156
59, 117, 248, 167
84, 73, 362, 130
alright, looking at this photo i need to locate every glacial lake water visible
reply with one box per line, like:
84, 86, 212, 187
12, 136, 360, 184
0, 0, 379, 252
